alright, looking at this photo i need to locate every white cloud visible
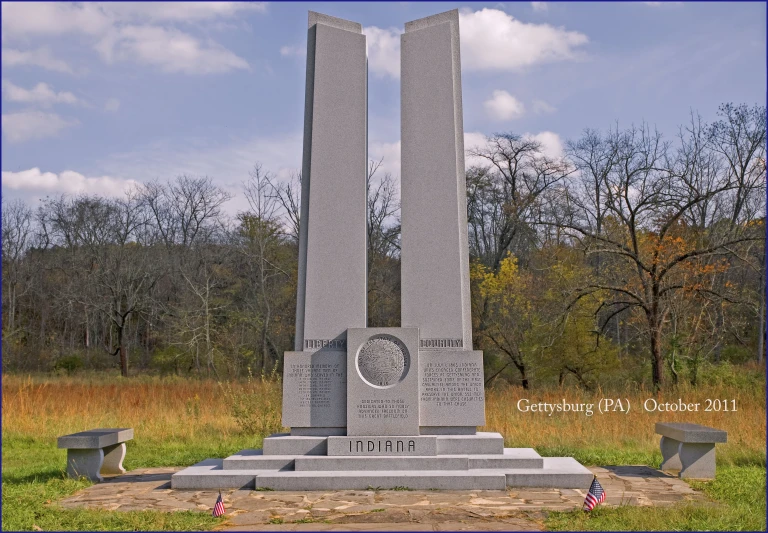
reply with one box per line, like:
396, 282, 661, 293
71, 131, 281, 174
1, 47, 74, 74
2, 110, 78, 143
531, 2, 549, 12
1, 2, 259, 75
462, 130, 564, 167
1, 2, 111, 38
1, 167, 141, 197
363, 26, 402, 79
102, 2, 268, 23
361, 9, 587, 77
484, 90, 525, 120
459, 8, 588, 71
280, 44, 305, 57
95, 133, 304, 214
96, 25, 249, 74
0, 2, 266, 37
369, 139, 402, 178
104, 98, 121, 112
526, 131, 564, 159
2, 81, 81, 107
532, 99, 556, 114
464, 131, 490, 169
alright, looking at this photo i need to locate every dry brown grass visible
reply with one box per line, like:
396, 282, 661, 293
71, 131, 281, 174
2, 373, 764, 466
1, 374, 284, 443
484, 380, 766, 465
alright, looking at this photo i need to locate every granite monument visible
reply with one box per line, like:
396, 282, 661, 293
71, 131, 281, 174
173, 9, 593, 491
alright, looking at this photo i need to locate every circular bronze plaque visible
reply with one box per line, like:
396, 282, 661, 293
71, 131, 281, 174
356, 335, 410, 388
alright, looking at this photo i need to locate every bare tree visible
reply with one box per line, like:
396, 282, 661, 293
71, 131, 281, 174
141, 175, 232, 247
555, 121, 764, 390
366, 159, 401, 326
268, 170, 302, 243
236, 163, 292, 372
40, 190, 156, 376
467, 133, 573, 269
2, 200, 35, 336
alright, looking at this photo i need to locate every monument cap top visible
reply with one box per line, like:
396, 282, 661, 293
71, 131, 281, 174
404, 9, 459, 32
308, 11, 362, 33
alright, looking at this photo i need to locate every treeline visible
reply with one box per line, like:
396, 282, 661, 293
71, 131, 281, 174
2, 103, 765, 390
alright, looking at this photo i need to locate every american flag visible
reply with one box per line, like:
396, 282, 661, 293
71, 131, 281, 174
583, 476, 605, 511
212, 490, 226, 517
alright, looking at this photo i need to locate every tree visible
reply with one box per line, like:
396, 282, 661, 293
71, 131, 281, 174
39, 191, 157, 376
467, 133, 573, 270
235, 164, 294, 373
554, 119, 764, 391
473, 254, 535, 388
2, 200, 35, 337
367, 159, 401, 327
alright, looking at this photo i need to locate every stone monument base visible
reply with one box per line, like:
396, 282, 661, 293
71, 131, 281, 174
171, 432, 593, 490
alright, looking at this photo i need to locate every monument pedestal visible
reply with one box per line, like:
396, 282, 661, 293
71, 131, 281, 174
171, 433, 594, 490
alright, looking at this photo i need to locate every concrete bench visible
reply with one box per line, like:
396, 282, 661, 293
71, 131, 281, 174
57, 428, 133, 482
655, 422, 726, 479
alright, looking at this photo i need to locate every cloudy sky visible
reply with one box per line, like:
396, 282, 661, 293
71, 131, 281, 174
2, 1, 765, 213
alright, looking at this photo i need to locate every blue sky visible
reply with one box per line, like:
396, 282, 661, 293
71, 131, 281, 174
1, 1, 765, 214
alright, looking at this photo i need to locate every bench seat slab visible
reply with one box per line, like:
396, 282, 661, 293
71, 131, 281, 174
655, 422, 727, 443
58, 428, 133, 449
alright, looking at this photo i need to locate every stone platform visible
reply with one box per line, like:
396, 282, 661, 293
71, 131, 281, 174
171, 433, 593, 491
61, 465, 708, 531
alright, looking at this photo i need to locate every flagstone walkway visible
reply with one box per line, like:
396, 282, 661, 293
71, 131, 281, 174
58, 466, 708, 531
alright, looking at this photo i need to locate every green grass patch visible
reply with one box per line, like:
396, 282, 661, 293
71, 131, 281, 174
546, 465, 766, 531
0, 434, 247, 531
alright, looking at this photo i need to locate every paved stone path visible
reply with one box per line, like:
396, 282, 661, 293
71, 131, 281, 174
59, 466, 708, 531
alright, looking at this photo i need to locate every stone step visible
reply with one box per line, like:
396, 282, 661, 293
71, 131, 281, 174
263, 433, 327, 456
505, 457, 594, 489
254, 470, 508, 490
436, 432, 504, 455
171, 456, 592, 491
469, 448, 543, 469
222, 450, 295, 470
262, 432, 507, 457
171, 459, 261, 490
291, 448, 544, 471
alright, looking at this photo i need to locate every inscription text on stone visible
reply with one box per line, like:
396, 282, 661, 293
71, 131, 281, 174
420, 338, 463, 349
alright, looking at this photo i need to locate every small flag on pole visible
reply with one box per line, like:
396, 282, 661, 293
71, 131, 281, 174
583, 476, 605, 511
213, 490, 226, 517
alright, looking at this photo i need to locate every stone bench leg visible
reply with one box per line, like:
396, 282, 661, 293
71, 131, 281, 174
66, 443, 126, 482
102, 443, 127, 475
66, 448, 104, 482
659, 436, 682, 471
678, 442, 716, 479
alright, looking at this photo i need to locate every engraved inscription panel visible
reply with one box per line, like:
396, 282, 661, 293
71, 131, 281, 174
421, 360, 483, 407
282, 351, 346, 428
418, 350, 486, 427
287, 361, 344, 408
346, 328, 420, 436
356, 335, 410, 388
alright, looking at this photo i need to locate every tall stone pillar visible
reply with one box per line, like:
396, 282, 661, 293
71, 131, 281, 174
401, 10, 486, 434
283, 12, 368, 436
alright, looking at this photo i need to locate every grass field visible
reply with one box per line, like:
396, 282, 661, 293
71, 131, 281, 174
2, 371, 765, 531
